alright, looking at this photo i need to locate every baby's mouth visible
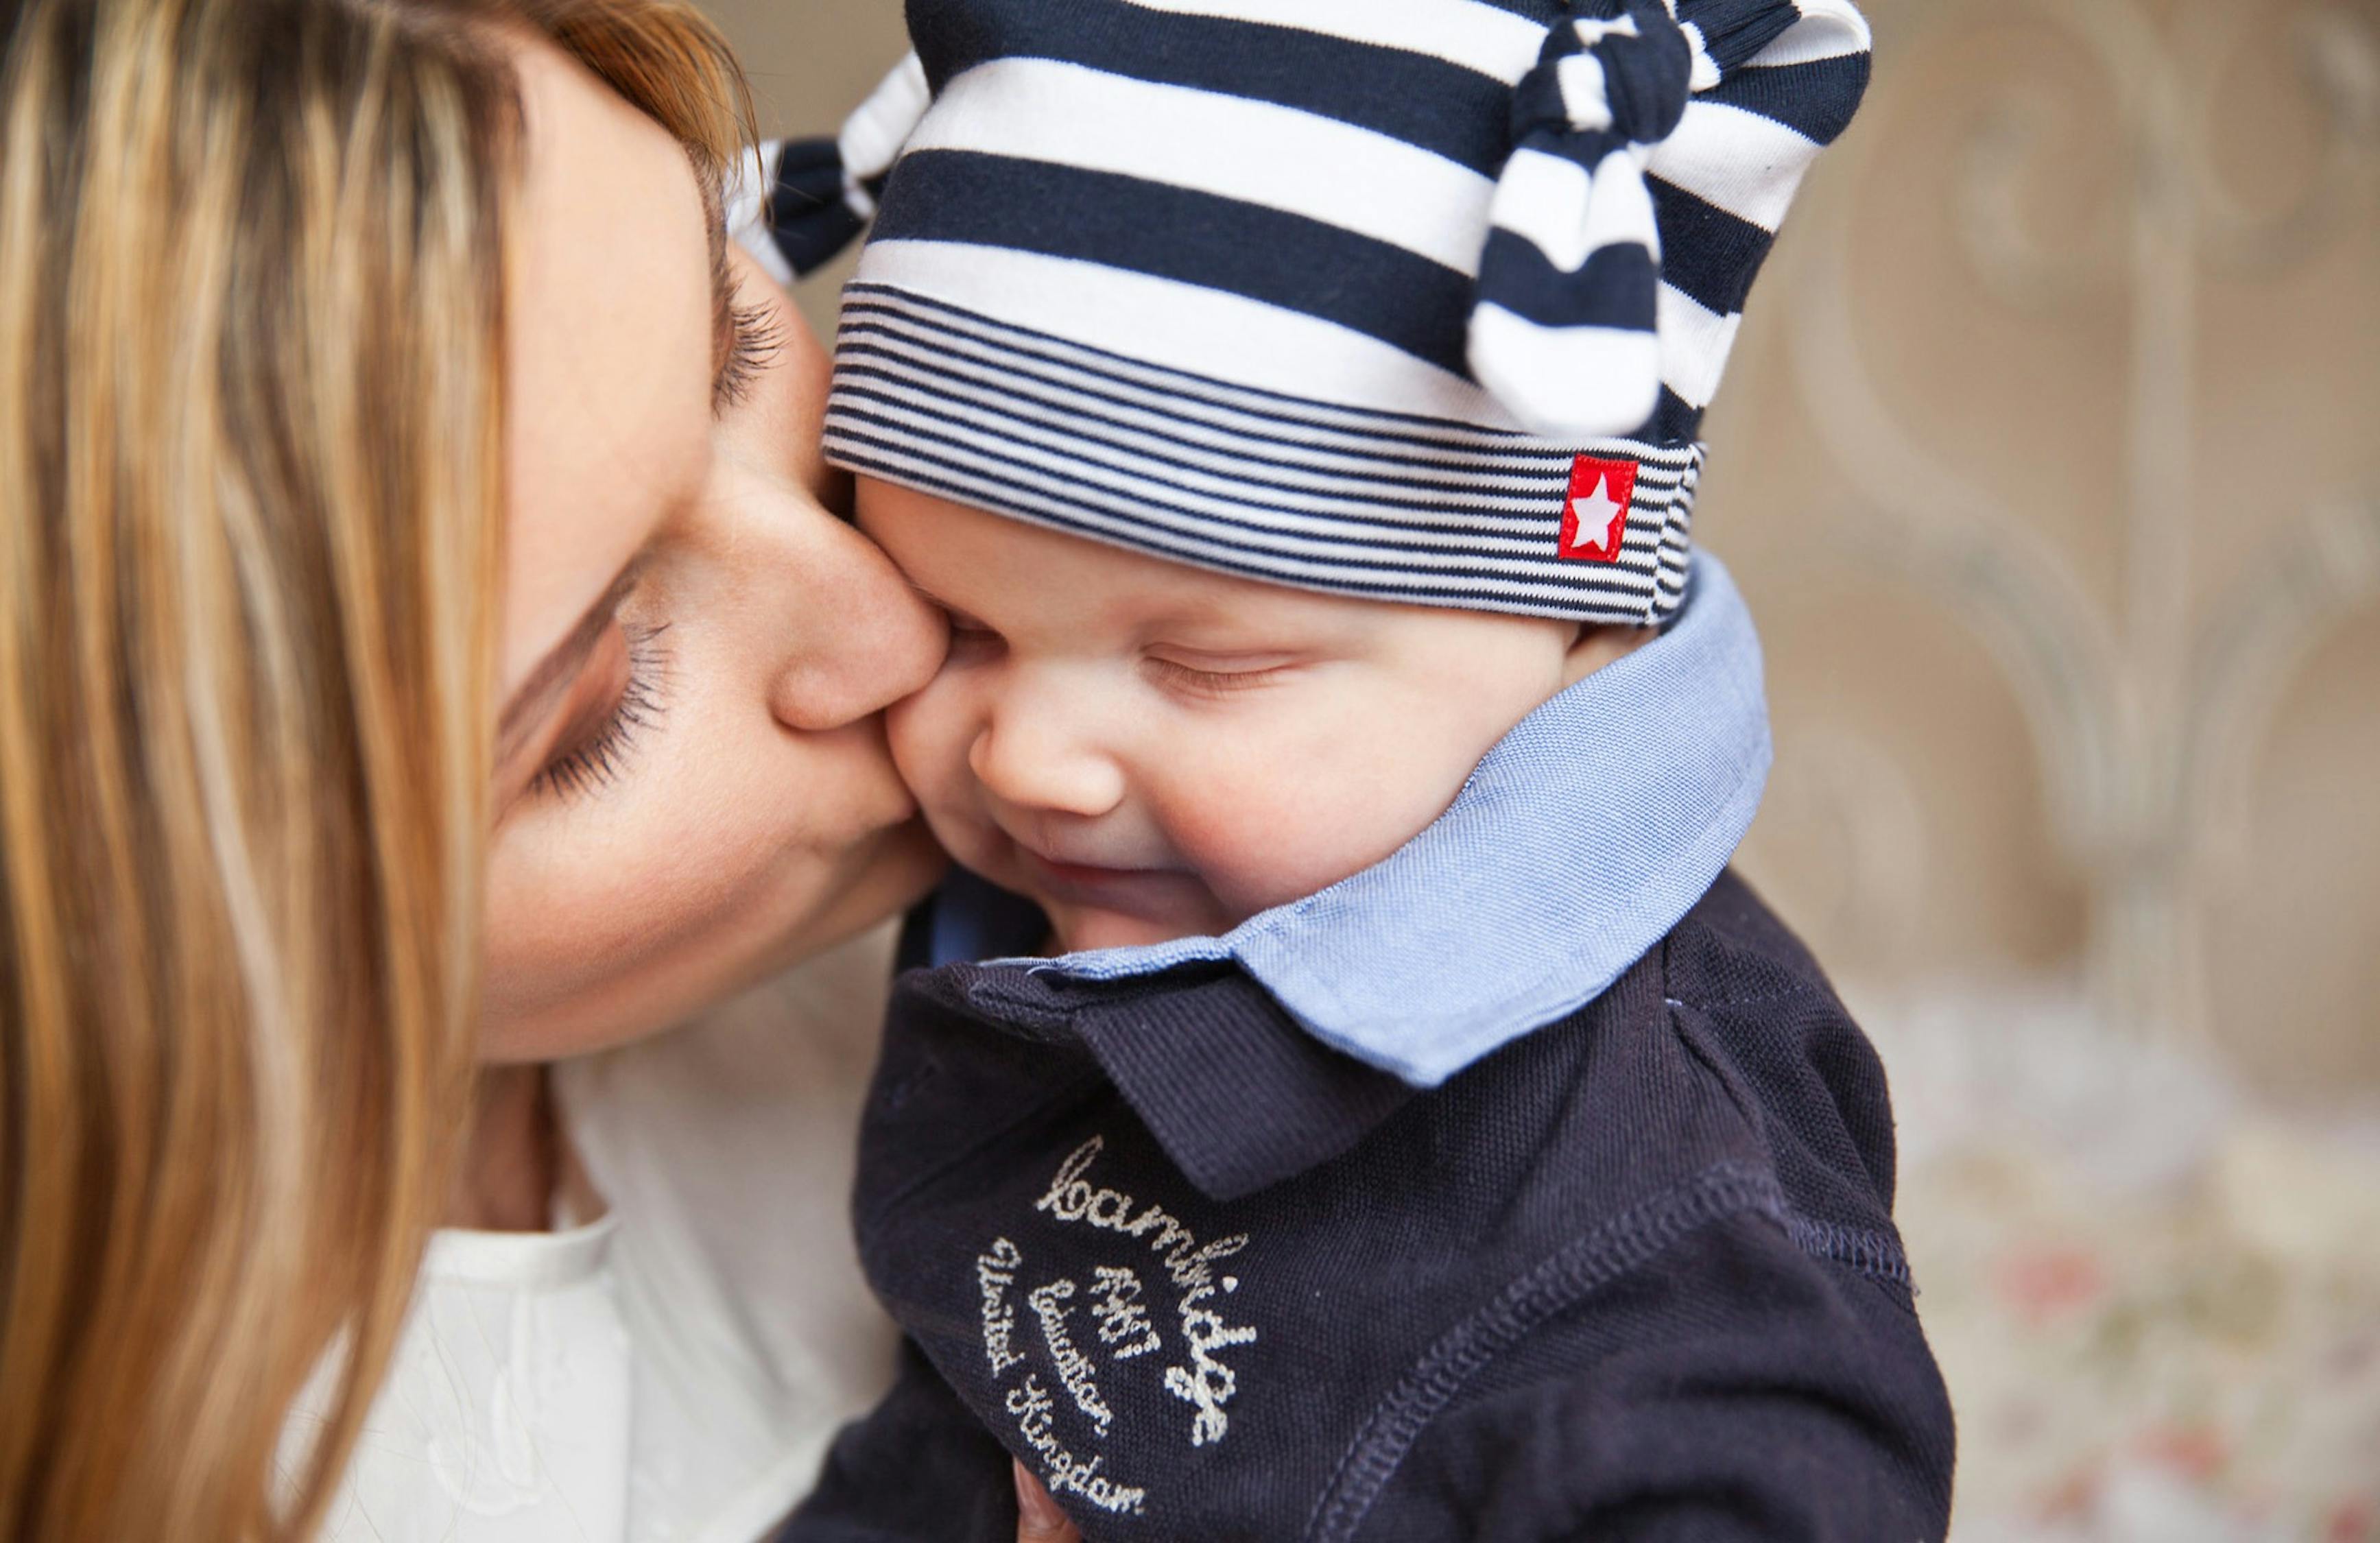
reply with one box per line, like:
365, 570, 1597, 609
1022, 849, 1164, 887
1012, 844, 1195, 914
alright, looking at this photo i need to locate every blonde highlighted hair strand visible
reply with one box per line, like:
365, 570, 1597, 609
0, 0, 750, 1537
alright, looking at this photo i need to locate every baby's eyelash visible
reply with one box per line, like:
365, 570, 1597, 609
713, 301, 783, 411
1146, 657, 1286, 697
528, 623, 672, 801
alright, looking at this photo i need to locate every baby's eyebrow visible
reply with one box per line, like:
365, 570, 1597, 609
1140, 593, 1344, 639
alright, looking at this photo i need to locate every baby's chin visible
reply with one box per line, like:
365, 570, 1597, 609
1044, 900, 1214, 954
1024, 866, 1247, 953
947, 833, 1240, 953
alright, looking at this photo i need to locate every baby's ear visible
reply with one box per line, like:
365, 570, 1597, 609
1562, 623, 1657, 689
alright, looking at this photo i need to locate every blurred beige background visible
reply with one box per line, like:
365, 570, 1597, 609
702, 1, 2380, 1535
709, 0, 906, 335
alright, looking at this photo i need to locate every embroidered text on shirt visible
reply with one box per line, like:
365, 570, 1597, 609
1088, 1266, 1162, 1359
977, 1239, 1027, 1376
1034, 1137, 1261, 1447
1006, 1374, 1149, 1516
1028, 1279, 1116, 1434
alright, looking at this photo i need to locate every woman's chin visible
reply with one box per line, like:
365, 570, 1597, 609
668, 815, 950, 1031
792, 813, 949, 958
478, 816, 949, 1064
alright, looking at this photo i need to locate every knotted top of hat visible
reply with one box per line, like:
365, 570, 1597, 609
765, 0, 1871, 625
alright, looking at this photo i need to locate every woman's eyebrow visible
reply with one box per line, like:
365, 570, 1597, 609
704, 177, 740, 411
496, 558, 647, 767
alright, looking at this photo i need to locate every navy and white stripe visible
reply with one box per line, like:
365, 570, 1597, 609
764, 0, 1868, 625
766, 53, 930, 276
826, 285, 1702, 619
1475, 0, 1869, 438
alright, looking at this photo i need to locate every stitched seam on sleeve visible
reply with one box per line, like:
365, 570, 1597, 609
1783, 1214, 1914, 1288
1663, 1009, 1913, 1291
1300, 1161, 1791, 1543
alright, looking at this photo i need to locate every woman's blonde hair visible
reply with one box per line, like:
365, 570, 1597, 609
0, 1, 749, 1537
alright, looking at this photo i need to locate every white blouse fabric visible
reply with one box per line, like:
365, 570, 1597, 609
301, 928, 902, 1543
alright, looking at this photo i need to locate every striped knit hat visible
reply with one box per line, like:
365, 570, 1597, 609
770, 0, 1870, 625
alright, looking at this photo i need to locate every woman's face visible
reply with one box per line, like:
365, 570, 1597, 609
479, 39, 946, 1062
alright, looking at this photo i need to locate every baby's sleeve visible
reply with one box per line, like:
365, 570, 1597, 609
781, 1337, 1021, 1543
1353, 1208, 1956, 1543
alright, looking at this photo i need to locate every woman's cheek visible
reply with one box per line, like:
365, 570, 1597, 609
486, 748, 794, 996
480, 671, 911, 1057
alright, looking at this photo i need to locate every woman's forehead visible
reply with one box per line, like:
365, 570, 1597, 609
499, 35, 715, 693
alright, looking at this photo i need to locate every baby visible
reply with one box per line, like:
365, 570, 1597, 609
757, 1, 1955, 1538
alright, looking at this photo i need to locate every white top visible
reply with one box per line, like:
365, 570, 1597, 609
298, 928, 903, 1543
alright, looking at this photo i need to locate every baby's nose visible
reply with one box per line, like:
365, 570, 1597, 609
966, 700, 1128, 820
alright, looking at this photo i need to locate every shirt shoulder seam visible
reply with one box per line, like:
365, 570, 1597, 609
1656, 994, 1914, 1292
1671, 984, 1834, 1012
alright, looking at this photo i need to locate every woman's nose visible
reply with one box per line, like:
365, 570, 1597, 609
767, 501, 947, 733
967, 682, 1127, 821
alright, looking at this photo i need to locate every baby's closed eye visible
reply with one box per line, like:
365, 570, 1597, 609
1140, 649, 1303, 699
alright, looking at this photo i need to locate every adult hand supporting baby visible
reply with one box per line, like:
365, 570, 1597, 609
1013, 1461, 1084, 1542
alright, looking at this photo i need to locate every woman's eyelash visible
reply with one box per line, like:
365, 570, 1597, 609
713, 301, 783, 411
529, 623, 672, 801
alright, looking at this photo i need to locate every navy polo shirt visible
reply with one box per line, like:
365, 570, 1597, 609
786, 559, 1956, 1541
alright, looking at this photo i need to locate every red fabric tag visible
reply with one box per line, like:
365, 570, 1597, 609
1558, 455, 1637, 563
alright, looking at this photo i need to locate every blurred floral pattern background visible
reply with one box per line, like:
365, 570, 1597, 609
703, 0, 2380, 1535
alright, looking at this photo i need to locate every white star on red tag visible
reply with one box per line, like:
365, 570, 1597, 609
1558, 453, 1637, 563
1564, 473, 1626, 560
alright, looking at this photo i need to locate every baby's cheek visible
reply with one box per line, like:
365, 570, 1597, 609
883, 688, 979, 839
1157, 741, 1408, 918
1163, 708, 1495, 919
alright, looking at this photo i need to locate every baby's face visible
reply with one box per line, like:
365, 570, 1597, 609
860, 478, 1639, 953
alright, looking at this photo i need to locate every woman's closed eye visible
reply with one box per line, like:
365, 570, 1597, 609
712, 299, 783, 414
528, 620, 673, 800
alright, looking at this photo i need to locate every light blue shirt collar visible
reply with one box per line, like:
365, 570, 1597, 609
962, 553, 1772, 1088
